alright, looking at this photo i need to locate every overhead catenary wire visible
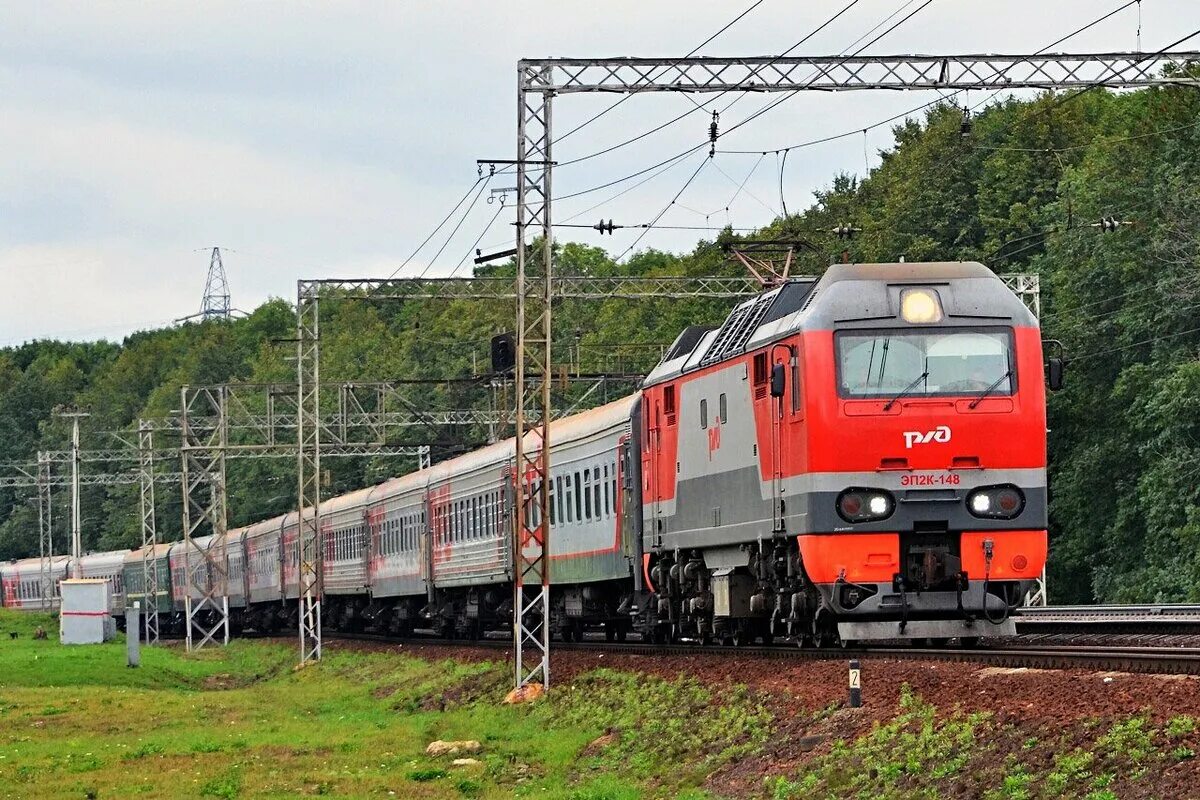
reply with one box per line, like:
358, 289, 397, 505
451, 198, 508, 277
553, 0, 866, 172
555, 0, 769, 145
719, 0, 1145, 156
414, 173, 493, 280
617, 157, 711, 260
386, 174, 488, 280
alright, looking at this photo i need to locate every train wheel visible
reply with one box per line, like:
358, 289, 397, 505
929, 637, 950, 648
605, 625, 616, 643
761, 631, 774, 647
615, 627, 627, 643
731, 628, 749, 648
960, 636, 979, 649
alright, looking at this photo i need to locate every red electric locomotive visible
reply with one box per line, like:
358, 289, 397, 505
633, 261, 1052, 646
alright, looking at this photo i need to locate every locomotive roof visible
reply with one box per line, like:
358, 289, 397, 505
645, 261, 1035, 386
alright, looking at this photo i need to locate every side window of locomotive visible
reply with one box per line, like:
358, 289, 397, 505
556, 476, 565, 525
664, 385, 677, 425
564, 475, 574, 523
752, 353, 769, 388
700, 399, 707, 429
719, 393, 727, 423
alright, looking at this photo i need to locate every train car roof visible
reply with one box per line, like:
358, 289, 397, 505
245, 515, 286, 536
2, 555, 70, 573
124, 543, 173, 563
323, 484, 377, 515
363, 394, 637, 504
79, 549, 133, 567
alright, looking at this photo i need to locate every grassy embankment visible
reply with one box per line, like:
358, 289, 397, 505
0, 610, 766, 799
1, 608, 1198, 799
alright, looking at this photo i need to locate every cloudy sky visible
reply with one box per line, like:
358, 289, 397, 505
2, 1, 1196, 345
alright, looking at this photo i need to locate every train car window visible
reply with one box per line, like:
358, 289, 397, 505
664, 385, 677, 425
720, 393, 728, 423
583, 469, 592, 520
564, 475, 573, 523
549, 479, 556, 526
612, 457, 618, 510
593, 467, 601, 519
700, 399, 708, 429
574, 471, 583, 522
600, 462, 609, 520
603, 463, 610, 517
556, 476, 565, 524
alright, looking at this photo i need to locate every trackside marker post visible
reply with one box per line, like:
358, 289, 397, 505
127, 602, 141, 668
849, 659, 861, 708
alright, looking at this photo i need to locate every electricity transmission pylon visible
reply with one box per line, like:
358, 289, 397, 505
179, 247, 231, 323
199, 247, 231, 321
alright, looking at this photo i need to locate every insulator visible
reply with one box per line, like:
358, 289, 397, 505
960, 107, 973, 139
709, 110, 719, 157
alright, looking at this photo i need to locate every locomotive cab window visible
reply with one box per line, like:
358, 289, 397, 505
700, 399, 708, 429
836, 328, 1015, 399
664, 385, 677, 425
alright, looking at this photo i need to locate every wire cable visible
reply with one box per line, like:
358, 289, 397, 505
386, 175, 487, 280
719, 0, 1144, 155
617, 157, 710, 260
415, 174, 493, 280
451, 199, 508, 276
556, 0, 768, 145
553, 0, 866, 172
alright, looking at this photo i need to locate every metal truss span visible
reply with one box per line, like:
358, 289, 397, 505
523, 52, 1200, 94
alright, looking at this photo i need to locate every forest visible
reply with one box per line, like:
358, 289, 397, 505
2, 82, 1198, 604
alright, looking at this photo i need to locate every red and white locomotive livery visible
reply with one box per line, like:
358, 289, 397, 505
636, 261, 1048, 644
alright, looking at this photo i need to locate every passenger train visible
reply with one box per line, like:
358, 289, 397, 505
1, 261, 1055, 647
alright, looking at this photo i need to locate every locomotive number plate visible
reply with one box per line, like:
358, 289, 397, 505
899, 473, 961, 487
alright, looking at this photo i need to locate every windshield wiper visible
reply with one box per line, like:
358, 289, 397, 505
883, 371, 929, 411
968, 369, 1013, 409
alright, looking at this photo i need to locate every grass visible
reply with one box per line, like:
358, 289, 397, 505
0, 610, 766, 799
5, 608, 1199, 799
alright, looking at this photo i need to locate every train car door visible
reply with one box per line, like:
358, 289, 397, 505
768, 346, 795, 534
641, 394, 663, 546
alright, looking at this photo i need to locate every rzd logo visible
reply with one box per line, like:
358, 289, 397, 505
903, 425, 951, 449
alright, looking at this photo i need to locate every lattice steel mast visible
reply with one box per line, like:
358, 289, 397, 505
138, 421, 160, 644
36, 452, 52, 609
179, 387, 230, 650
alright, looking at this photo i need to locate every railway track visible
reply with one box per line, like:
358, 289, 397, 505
1014, 604, 1200, 635
321, 629, 1200, 677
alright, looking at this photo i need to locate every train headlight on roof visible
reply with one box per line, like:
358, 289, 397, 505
899, 288, 944, 324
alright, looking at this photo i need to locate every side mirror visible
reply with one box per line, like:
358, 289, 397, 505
1047, 357, 1064, 392
770, 363, 786, 398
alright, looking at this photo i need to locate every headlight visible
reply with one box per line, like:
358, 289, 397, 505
837, 488, 895, 523
966, 485, 1025, 520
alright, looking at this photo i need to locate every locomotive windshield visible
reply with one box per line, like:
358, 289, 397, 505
836, 328, 1014, 399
